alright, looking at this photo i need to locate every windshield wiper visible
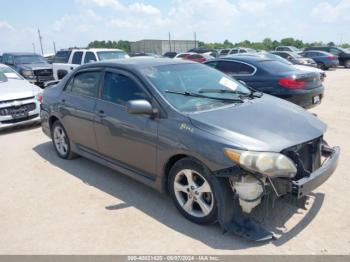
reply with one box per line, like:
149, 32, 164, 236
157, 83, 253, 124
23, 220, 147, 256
165, 90, 244, 103
198, 88, 263, 98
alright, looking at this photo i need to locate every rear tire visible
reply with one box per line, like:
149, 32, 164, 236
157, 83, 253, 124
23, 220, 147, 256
51, 121, 77, 159
168, 157, 220, 225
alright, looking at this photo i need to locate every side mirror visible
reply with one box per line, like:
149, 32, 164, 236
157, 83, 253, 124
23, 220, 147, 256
127, 100, 156, 116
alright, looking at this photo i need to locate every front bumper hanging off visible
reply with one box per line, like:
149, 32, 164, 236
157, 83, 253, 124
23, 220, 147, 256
216, 145, 340, 242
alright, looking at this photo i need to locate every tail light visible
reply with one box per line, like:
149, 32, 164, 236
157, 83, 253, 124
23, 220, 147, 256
37, 94, 43, 103
326, 56, 337, 60
278, 78, 305, 89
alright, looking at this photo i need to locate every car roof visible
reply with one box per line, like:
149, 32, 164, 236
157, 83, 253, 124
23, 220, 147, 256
79, 58, 196, 70
3, 52, 40, 56
217, 55, 273, 64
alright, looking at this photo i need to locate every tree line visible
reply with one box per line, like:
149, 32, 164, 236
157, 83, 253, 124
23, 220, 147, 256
87, 38, 350, 52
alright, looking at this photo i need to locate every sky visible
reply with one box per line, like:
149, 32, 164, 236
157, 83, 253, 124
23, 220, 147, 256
0, 0, 349, 53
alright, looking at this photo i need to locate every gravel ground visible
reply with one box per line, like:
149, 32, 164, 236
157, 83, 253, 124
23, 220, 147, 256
0, 68, 350, 254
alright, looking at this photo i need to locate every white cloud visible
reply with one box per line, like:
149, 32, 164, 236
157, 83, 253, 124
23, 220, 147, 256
238, 0, 291, 16
0, 20, 15, 31
311, 0, 350, 22
75, 0, 124, 10
128, 3, 161, 15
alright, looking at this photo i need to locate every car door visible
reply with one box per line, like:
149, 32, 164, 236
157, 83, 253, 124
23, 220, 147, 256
59, 69, 102, 152
94, 69, 158, 178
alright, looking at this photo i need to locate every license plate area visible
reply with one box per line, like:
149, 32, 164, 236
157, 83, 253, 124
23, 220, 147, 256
10, 107, 29, 119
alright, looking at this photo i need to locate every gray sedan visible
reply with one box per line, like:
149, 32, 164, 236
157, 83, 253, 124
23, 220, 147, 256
40, 59, 339, 241
0, 64, 42, 130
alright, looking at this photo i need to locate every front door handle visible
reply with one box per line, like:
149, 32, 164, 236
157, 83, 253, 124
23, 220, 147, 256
96, 110, 106, 118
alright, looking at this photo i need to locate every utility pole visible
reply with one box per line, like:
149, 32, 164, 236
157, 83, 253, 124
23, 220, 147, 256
168, 32, 172, 52
38, 29, 44, 55
32, 43, 36, 53
53, 41, 57, 54
194, 32, 197, 48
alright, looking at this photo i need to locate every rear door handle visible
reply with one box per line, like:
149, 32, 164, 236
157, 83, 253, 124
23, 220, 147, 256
96, 110, 106, 118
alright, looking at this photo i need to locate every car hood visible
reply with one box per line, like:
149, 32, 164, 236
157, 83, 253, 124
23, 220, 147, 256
0, 79, 40, 101
189, 95, 326, 152
17, 63, 52, 70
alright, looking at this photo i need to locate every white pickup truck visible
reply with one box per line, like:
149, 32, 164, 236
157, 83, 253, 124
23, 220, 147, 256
52, 48, 129, 80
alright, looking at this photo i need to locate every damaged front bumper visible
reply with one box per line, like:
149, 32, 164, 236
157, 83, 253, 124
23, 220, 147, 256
291, 145, 340, 198
216, 144, 340, 242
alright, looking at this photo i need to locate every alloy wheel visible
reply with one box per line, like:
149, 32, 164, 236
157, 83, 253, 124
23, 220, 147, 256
53, 125, 68, 156
173, 169, 214, 218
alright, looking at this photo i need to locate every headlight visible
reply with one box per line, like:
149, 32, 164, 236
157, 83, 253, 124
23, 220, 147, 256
22, 70, 34, 78
224, 148, 297, 178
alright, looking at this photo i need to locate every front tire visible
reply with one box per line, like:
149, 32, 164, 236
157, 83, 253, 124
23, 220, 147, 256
51, 121, 76, 159
168, 158, 219, 225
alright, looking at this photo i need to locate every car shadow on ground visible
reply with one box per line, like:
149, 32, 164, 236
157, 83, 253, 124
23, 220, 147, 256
0, 122, 41, 136
33, 142, 325, 250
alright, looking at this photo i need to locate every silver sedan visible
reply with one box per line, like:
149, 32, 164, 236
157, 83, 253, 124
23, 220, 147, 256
0, 64, 42, 130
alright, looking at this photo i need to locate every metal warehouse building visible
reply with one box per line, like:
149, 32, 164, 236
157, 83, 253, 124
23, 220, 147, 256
130, 39, 197, 55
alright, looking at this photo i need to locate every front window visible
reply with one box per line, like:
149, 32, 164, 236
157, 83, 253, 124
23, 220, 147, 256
0, 66, 22, 82
14, 55, 46, 64
97, 51, 129, 61
141, 63, 251, 113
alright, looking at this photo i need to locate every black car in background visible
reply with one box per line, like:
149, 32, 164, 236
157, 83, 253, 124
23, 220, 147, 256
163, 52, 177, 58
205, 55, 324, 109
304, 46, 350, 68
300, 50, 339, 70
1, 52, 53, 88
271, 51, 316, 67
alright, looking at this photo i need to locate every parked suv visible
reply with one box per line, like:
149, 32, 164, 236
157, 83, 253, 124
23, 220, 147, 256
304, 46, 350, 68
1, 52, 54, 88
41, 59, 339, 241
219, 48, 256, 57
52, 48, 129, 80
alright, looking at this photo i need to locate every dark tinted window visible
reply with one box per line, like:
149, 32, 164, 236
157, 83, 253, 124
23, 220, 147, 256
84, 52, 97, 64
239, 49, 247, 53
53, 51, 72, 63
72, 51, 83, 65
330, 48, 342, 55
230, 49, 238, 54
102, 72, 148, 106
259, 60, 294, 73
220, 49, 230, 55
216, 61, 255, 75
71, 71, 101, 97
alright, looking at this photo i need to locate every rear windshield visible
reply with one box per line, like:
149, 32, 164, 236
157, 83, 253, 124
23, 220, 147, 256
259, 60, 295, 73
53, 51, 72, 63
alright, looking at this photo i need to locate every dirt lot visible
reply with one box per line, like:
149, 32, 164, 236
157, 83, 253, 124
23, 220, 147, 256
1, 69, 350, 255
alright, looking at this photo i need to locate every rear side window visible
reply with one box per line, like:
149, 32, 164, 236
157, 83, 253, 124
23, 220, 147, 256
216, 61, 255, 75
259, 60, 295, 73
239, 49, 247, 53
230, 49, 238, 54
72, 51, 83, 65
70, 71, 101, 97
102, 72, 148, 106
189, 54, 202, 59
220, 49, 230, 55
84, 52, 97, 64
53, 51, 71, 63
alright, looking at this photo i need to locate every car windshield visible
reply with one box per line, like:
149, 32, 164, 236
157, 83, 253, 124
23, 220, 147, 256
14, 55, 46, 64
0, 67, 22, 82
97, 51, 129, 60
259, 60, 295, 73
141, 63, 251, 113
